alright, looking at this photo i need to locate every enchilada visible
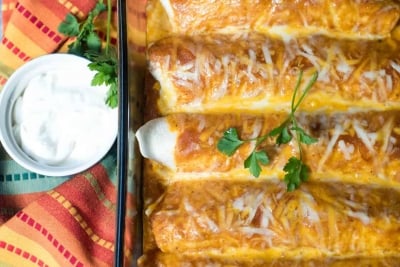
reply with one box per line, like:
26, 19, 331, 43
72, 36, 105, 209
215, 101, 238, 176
148, 34, 400, 115
146, 0, 400, 43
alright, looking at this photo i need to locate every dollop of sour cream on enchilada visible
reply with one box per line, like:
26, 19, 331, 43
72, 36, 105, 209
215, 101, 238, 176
12, 71, 117, 166
135, 117, 176, 169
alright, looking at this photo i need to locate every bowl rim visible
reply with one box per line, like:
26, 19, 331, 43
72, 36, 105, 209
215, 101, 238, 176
0, 53, 118, 177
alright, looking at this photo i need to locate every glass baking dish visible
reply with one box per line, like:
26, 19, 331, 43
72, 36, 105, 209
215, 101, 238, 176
114, 0, 145, 266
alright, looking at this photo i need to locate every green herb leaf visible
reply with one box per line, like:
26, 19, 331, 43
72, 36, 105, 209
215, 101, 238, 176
270, 122, 293, 145
255, 150, 270, 165
58, 13, 80, 36
276, 125, 292, 145
105, 83, 118, 108
67, 41, 84, 56
296, 127, 318, 145
88, 59, 118, 107
86, 32, 102, 52
268, 124, 283, 136
89, 61, 116, 80
244, 151, 269, 178
283, 157, 310, 192
92, 2, 107, 16
91, 71, 108, 86
217, 128, 244, 156
89, 61, 116, 85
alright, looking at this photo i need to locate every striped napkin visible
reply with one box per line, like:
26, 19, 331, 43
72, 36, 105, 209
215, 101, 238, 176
0, 0, 147, 266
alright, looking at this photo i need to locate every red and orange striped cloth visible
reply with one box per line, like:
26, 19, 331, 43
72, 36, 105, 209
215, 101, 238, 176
0, 0, 147, 266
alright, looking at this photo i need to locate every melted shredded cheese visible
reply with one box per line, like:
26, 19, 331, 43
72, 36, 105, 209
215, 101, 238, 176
353, 120, 376, 155
318, 124, 344, 171
338, 140, 355, 160
390, 60, 400, 74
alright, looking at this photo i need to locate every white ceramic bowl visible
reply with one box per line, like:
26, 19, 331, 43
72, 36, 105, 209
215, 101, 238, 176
0, 53, 118, 177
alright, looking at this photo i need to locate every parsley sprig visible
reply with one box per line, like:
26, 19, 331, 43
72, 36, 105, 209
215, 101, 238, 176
217, 70, 318, 191
58, 0, 118, 108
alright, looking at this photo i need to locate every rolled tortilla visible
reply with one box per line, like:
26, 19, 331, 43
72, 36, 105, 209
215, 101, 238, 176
146, 0, 400, 44
148, 34, 400, 115
144, 179, 400, 259
136, 112, 400, 185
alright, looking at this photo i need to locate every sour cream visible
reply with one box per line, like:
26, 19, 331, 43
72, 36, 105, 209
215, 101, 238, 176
12, 70, 117, 166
